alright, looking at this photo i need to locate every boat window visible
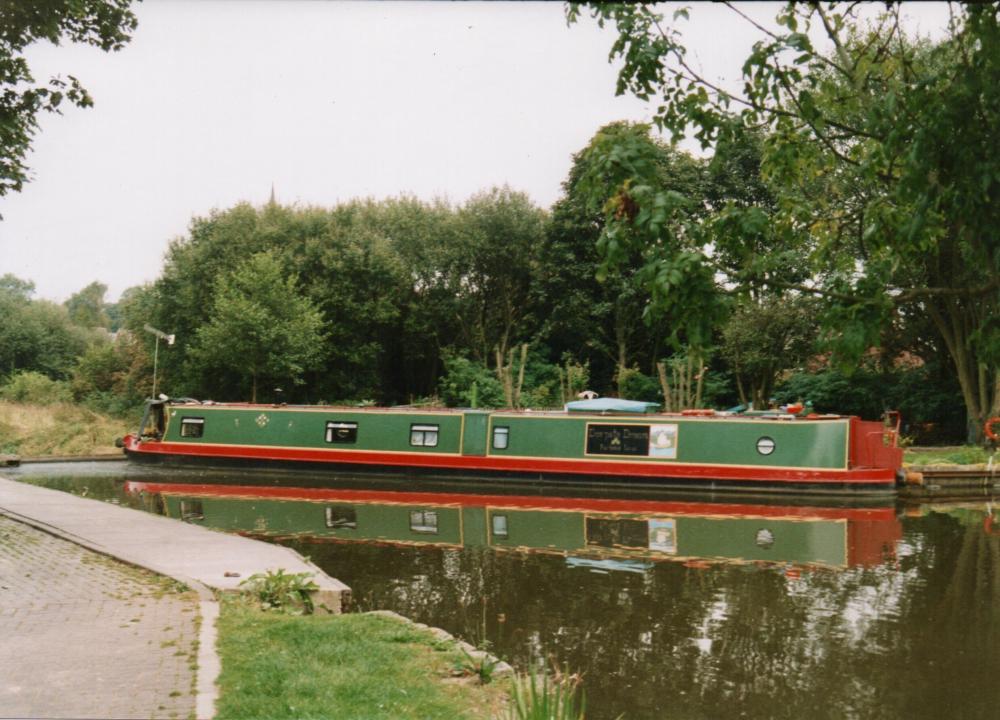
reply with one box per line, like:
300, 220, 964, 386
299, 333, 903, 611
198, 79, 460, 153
756, 437, 776, 455
492, 426, 509, 450
325, 506, 357, 529
409, 510, 439, 534
325, 421, 358, 444
180, 417, 205, 438
410, 424, 439, 447
491, 514, 509, 538
180, 500, 204, 522
586, 517, 649, 549
585, 424, 649, 456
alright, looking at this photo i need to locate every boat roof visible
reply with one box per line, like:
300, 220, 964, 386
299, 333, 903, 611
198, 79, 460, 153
564, 398, 660, 413
150, 398, 848, 421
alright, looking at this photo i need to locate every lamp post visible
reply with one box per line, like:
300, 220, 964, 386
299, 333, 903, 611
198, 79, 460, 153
143, 324, 175, 399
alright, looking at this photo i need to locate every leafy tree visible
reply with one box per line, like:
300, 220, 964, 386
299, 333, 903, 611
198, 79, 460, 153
571, 3, 1000, 439
0, 0, 137, 197
703, 123, 809, 297
0, 273, 35, 299
367, 197, 465, 400
290, 207, 412, 401
189, 251, 326, 403
537, 122, 705, 393
142, 199, 466, 403
720, 295, 816, 409
69, 331, 148, 413
65, 280, 109, 328
451, 187, 547, 371
567, 117, 722, 356
0, 274, 88, 379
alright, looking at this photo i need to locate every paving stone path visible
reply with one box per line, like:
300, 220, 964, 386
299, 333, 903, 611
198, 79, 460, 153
0, 515, 199, 720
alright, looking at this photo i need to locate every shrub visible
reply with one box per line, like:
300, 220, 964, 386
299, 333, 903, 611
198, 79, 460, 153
0, 371, 72, 405
617, 368, 662, 403
439, 355, 505, 408
774, 365, 966, 443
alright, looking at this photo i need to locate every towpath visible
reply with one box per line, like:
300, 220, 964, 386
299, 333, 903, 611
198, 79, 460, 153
0, 476, 350, 719
0, 514, 199, 719
0, 476, 349, 607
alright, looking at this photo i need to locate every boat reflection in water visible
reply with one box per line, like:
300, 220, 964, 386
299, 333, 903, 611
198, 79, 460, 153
14, 465, 998, 719
124, 480, 900, 573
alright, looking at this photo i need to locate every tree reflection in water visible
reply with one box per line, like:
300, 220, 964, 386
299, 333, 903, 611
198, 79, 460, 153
287, 510, 1000, 720
11, 473, 999, 719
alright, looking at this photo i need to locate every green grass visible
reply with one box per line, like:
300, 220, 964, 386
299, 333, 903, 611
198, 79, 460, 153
215, 601, 505, 720
904, 445, 993, 466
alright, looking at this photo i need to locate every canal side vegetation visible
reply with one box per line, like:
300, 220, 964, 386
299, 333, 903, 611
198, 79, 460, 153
0, 374, 129, 457
219, 584, 589, 720
215, 598, 509, 720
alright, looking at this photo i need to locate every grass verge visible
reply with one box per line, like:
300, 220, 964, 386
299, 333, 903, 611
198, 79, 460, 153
904, 445, 993, 466
0, 401, 129, 456
215, 599, 506, 720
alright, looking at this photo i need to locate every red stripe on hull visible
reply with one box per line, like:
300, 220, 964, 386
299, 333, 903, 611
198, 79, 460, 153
124, 437, 897, 486
124, 480, 897, 521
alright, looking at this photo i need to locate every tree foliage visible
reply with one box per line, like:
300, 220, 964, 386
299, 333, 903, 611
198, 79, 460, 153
452, 186, 546, 368
134, 191, 549, 405
537, 121, 708, 394
0, 274, 90, 379
189, 251, 326, 403
720, 296, 816, 408
0, 0, 137, 197
571, 2, 1000, 438
567, 119, 720, 351
65, 280, 109, 328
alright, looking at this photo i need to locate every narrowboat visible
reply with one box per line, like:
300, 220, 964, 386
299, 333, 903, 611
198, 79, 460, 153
120, 397, 903, 493
123, 480, 902, 570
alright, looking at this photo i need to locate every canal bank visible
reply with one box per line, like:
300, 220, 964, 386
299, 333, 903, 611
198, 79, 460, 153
0, 514, 201, 719
0, 475, 510, 720
0, 475, 349, 719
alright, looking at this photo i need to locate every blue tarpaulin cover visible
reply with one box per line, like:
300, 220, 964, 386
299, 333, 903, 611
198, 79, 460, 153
564, 398, 660, 413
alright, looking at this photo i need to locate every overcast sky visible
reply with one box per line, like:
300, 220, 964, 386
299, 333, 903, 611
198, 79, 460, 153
0, 1, 951, 303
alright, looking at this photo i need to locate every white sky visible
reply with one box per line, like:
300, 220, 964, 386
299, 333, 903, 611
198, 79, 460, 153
0, 1, 952, 303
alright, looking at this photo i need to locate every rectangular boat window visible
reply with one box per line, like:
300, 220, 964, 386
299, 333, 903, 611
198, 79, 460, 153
325, 421, 358, 444
180, 500, 204, 522
410, 424, 439, 447
585, 424, 649, 456
492, 426, 509, 450
325, 505, 358, 529
585, 517, 649, 550
409, 510, 439, 534
180, 417, 205, 438
491, 514, 509, 538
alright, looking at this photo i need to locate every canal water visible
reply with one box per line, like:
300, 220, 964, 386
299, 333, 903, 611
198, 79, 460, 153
6, 462, 1000, 720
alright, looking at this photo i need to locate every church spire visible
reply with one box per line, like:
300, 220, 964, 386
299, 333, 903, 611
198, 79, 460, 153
268, 183, 276, 207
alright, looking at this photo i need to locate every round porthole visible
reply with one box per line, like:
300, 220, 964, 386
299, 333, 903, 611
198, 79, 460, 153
756, 436, 776, 455
755, 528, 775, 549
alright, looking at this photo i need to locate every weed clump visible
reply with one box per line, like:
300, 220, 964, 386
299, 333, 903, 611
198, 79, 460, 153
239, 569, 319, 615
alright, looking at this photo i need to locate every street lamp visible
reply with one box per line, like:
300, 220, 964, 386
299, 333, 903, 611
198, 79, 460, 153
143, 324, 175, 399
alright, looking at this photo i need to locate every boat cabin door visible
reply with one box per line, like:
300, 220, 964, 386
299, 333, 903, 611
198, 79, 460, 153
139, 401, 166, 440
461, 411, 490, 456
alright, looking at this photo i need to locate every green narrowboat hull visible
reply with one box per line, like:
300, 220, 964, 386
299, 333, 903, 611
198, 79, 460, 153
121, 401, 903, 492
